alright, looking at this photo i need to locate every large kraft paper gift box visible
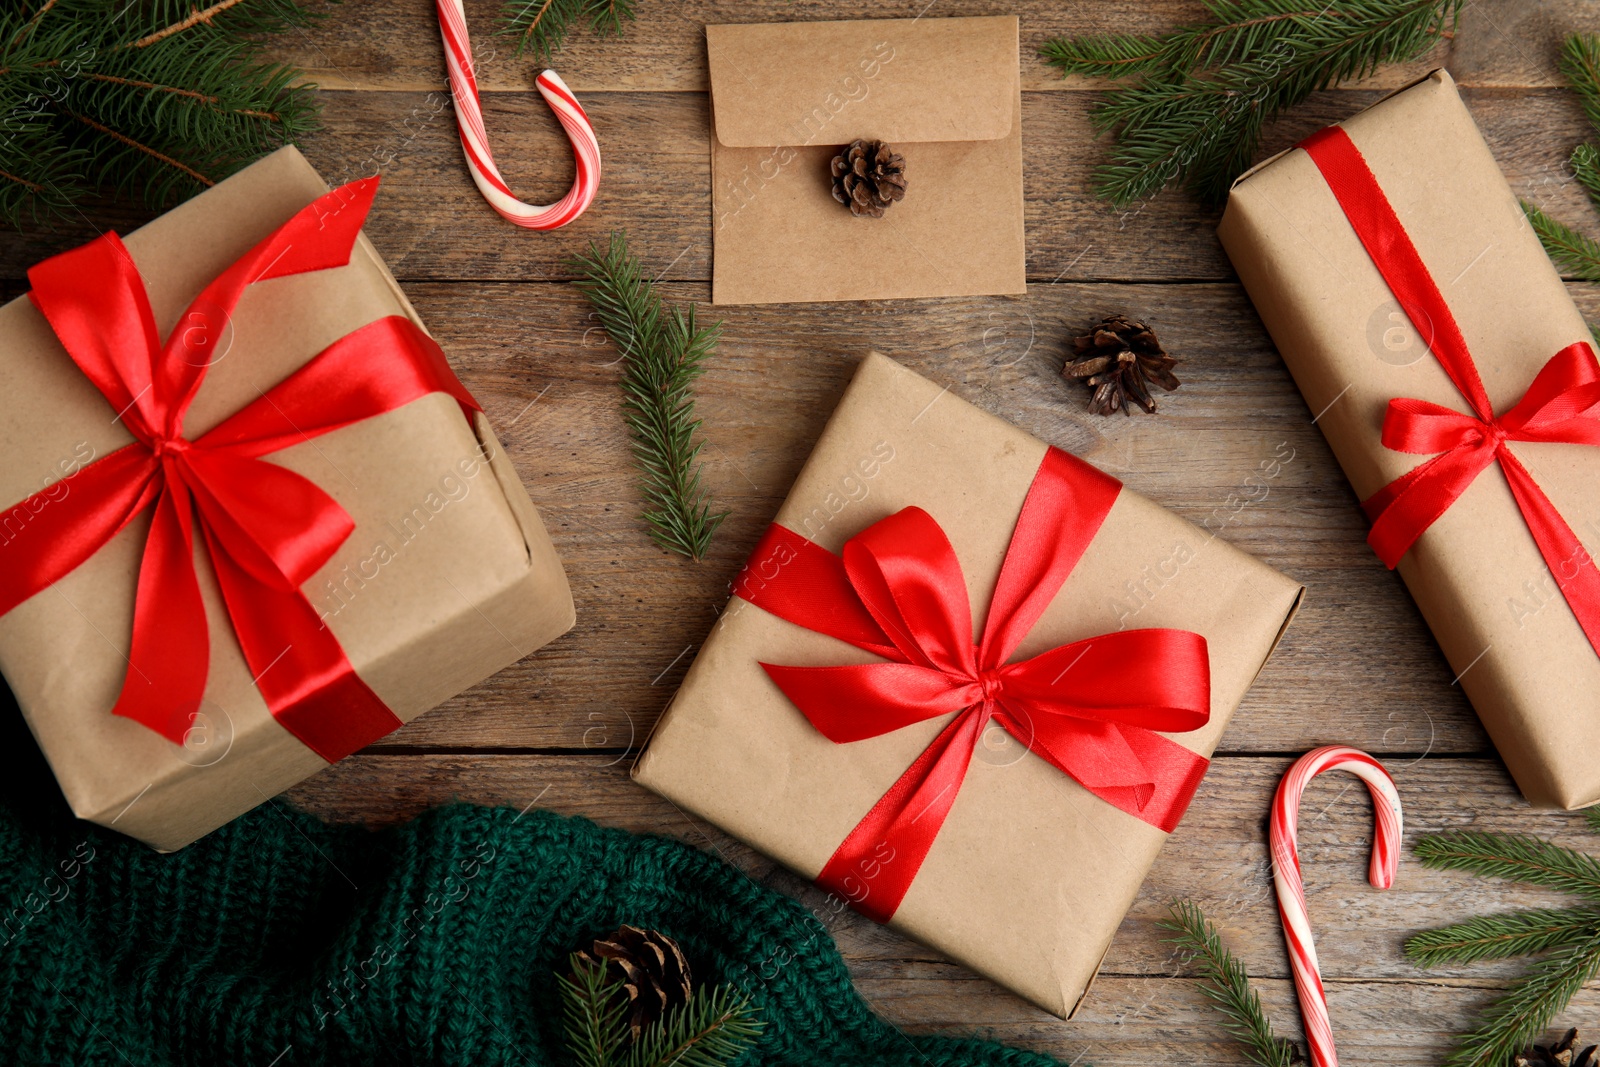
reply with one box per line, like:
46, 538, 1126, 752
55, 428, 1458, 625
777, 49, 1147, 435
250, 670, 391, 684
634, 353, 1302, 1017
1219, 70, 1600, 809
0, 146, 574, 851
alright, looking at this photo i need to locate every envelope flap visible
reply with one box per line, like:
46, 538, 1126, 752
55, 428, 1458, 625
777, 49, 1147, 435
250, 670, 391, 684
708, 17, 1019, 148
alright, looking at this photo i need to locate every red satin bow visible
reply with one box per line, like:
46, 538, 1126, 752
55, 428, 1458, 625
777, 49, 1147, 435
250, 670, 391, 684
0, 177, 482, 762
1302, 126, 1600, 659
735, 446, 1212, 922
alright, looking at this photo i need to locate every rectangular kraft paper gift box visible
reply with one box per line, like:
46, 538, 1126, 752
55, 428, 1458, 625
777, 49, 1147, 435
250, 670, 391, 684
0, 146, 575, 852
633, 353, 1303, 1017
1218, 69, 1600, 809
708, 16, 1026, 305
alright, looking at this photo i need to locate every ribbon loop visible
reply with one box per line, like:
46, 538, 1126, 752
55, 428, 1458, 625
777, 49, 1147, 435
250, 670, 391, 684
1301, 126, 1600, 661
4, 178, 485, 761
737, 446, 1213, 921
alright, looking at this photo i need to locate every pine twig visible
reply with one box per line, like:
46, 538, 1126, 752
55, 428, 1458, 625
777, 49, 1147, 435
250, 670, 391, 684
1414, 832, 1600, 902
1040, 0, 1461, 207
499, 0, 637, 64
64, 109, 215, 186
1560, 32, 1600, 139
557, 951, 762, 1067
1405, 826, 1600, 1067
1161, 900, 1301, 1067
1406, 906, 1600, 967
1526, 34, 1600, 280
559, 954, 631, 1067
0, 0, 326, 230
1523, 200, 1600, 283
571, 233, 728, 562
1439, 935, 1600, 1067
128, 0, 253, 48
620, 985, 763, 1067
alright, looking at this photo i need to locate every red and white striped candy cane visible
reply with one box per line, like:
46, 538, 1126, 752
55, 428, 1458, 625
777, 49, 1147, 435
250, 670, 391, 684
435, 0, 600, 229
1271, 746, 1403, 1067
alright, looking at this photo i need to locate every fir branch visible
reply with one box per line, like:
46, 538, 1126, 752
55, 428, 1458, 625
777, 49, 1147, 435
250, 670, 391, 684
499, 0, 636, 64
0, 0, 326, 230
1415, 832, 1600, 901
1441, 935, 1600, 1067
1572, 142, 1600, 211
1560, 32, 1600, 139
560, 954, 632, 1067
129, 0, 254, 49
557, 951, 761, 1067
1406, 906, 1600, 967
1408, 830, 1600, 1067
1526, 34, 1600, 278
1523, 200, 1600, 283
1041, 0, 1461, 207
572, 233, 728, 562
64, 108, 214, 186
620, 985, 763, 1067
1161, 900, 1301, 1067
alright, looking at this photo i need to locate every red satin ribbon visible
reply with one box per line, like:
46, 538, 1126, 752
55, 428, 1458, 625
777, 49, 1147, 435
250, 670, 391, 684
0, 177, 482, 762
734, 446, 1213, 922
1302, 126, 1600, 659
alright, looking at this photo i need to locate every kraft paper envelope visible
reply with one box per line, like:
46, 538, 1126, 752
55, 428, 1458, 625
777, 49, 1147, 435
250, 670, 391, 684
708, 16, 1026, 305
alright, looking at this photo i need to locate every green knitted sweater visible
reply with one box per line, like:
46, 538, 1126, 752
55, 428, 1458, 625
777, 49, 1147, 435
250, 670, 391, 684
0, 710, 1061, 1066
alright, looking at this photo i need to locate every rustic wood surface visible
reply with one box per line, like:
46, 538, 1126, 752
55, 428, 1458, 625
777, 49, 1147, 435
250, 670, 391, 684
9, 1, 1600, 1063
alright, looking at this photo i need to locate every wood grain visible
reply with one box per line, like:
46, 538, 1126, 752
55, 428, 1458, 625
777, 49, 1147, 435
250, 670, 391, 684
3, 87, 1597, 284
6, 1, 1600, 1060
275, 0, 1598, 93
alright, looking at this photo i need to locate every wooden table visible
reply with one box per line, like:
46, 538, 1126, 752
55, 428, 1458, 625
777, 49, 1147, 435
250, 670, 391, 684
10, 2, 1600, 1062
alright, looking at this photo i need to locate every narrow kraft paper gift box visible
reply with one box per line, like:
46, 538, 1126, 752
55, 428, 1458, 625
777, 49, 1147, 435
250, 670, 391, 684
0, 146, 575, 851
708, 16, 1026, 304
1219, 70, 1600, 809
634, 353, 1302, 1017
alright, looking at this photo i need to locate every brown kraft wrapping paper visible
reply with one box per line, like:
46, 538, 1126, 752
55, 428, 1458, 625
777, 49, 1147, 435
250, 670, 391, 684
1219, 69, 1600, 809
633, 353, 1303, 1017
708, 16, 1026, 305
0, 146, 575, 851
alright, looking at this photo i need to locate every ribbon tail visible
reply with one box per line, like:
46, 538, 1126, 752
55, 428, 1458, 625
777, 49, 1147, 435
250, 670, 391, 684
160, 178, 383, 419
1498, 448, 1600, 660
0, 445, 159, 615
734, 524, 898, 658
815, 708, 985, 924
1363, 446, 1496, 568
112, 477, 209, 745
204, 528, 401, 763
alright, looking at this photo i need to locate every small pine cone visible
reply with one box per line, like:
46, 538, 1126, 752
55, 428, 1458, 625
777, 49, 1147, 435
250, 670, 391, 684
830, 139, 907, 218
1516, 1029, 1599, 1067
1062, 314, 1182, 416
573, 925, 693, 1040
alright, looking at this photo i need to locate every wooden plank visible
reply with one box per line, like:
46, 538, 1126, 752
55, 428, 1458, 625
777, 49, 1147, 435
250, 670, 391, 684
347, 276, 1597, 754
285, 753, 1600, 1064
0, 86, 1594, 285
276, 0, 1595, 93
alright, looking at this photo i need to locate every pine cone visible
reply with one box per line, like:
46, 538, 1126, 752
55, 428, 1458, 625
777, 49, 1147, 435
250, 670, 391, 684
830, 139, 907, 218
1516, 1030, 1599, 1067
1062, 315, 1181, 416
573, 925, 693, 1040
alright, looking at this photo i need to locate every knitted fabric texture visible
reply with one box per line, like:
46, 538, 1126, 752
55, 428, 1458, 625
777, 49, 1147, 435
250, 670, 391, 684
0, 706, 1062, 1066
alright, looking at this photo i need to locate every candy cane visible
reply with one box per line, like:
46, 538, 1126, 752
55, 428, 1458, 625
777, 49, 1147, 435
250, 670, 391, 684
1271, 746, 1403, 1067
435, 0, 601, 229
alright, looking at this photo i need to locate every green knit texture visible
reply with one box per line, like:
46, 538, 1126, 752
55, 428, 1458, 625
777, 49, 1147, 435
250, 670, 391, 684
0, 703, 1060, 1067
